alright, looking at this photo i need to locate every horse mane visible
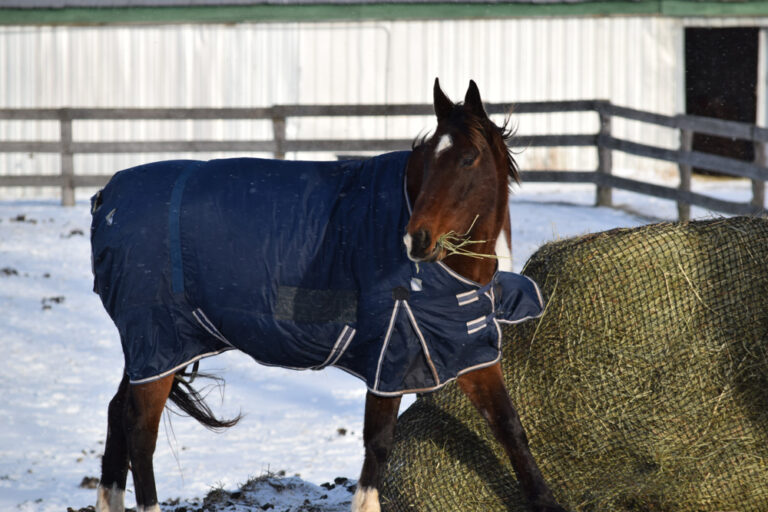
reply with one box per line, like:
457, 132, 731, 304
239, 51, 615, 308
498, 116, 521, 185
412, 104, 520, 185
411, 131, 430, 150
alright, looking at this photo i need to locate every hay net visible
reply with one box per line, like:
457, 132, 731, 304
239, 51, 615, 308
381, 216, 768, 512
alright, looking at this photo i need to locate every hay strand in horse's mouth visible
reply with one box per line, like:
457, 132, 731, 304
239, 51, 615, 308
435, 215, 498, 260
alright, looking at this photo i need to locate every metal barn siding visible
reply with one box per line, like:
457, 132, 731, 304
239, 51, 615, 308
0, 17, 716, 198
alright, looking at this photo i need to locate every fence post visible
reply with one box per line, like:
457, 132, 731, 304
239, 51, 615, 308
272, 115, 286, 160
59, 108, 75, 207
596, 107, 613, 207
752, 141, 766, 212
678, 129, 693, 222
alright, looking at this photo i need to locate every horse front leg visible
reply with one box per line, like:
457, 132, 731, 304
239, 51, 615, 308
458, 363, 567, 512
125, 374, 175, 512
352, 392, 401, 512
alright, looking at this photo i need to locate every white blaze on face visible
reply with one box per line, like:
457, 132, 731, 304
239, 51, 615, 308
351, 487, 380, 512
435, 134, 453, 156
495, 230, 513, 272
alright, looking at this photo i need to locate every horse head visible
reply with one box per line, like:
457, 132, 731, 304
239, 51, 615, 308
405, 78, 519, 283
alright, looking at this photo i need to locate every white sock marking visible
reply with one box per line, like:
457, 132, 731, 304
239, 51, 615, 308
137, 505, 161, 512
435, 134, 453, 156
351, 487, 380, 512
495, 230, 513, 272
96, 483, 125, 512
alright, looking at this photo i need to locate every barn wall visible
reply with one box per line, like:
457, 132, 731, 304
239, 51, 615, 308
0, 16, 729, 199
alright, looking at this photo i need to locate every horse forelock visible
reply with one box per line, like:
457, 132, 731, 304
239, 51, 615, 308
411, 102, 519, 189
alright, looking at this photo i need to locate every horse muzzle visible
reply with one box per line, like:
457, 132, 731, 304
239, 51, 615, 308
404, 228, 441, 262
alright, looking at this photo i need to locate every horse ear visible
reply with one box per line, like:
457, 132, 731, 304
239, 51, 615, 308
464, 80, 487, 118
433, 78, 454, 121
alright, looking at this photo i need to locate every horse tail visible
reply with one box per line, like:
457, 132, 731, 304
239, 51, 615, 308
168, 369, 241, 432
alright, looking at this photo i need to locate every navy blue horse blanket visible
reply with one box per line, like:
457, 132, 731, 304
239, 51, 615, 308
91, 151, 544, 396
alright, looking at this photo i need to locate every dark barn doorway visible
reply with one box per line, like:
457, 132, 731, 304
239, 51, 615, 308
685, 27, 759, 173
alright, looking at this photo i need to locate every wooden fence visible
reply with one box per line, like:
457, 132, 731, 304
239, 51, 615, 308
1, 101, 766, 220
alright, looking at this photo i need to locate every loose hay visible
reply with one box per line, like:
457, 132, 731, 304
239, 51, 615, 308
381, 217, 768, 512
435, 214, 495, 260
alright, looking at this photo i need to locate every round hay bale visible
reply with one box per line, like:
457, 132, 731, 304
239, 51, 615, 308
381, 217, 768, 512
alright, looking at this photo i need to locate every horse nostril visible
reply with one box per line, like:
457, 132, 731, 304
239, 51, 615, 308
414, 229, 430, 248
411, 229, 432, 258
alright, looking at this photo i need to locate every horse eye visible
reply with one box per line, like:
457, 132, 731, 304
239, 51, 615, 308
461, 154, 477, 167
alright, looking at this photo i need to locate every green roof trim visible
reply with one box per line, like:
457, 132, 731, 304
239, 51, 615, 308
662, 0, 768, 15
1, 1, 768, 25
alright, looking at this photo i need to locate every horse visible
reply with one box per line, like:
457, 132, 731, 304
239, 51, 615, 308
92, 79, 567, 512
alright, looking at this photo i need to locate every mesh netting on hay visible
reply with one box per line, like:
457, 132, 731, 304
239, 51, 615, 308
381, 217, 768, 512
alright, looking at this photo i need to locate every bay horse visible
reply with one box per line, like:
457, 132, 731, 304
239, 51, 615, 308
93, 79, 566, 512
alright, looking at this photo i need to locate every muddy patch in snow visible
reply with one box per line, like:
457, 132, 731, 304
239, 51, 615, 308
67, 473, 355, 512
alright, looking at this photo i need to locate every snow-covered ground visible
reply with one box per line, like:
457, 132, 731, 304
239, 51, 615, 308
0, 175, 753, 511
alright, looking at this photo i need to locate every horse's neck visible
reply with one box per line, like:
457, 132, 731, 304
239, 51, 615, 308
405, 149, 506, 286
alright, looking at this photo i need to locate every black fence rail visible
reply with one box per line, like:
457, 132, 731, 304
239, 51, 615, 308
0, 101, 766, 219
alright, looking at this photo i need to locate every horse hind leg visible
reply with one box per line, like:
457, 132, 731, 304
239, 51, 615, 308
353, 392, 401, 512
97, 373, 130, 512
125, 374, 175, 512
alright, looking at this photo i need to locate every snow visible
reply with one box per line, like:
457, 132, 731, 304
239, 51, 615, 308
0, 175, 748, 511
